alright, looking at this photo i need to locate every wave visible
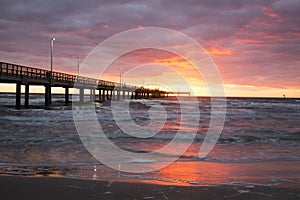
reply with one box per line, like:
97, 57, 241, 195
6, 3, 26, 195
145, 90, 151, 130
96, 146, 300, 164
2, 133, 298, 146
103, 131, 300, 144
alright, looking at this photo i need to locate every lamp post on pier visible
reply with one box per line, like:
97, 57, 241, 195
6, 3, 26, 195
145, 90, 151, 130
50, 37, 55, 78
46, 37, 55, 107
117, 66, 123, 100
120, 66, 123, 87
77, 56, 80, 76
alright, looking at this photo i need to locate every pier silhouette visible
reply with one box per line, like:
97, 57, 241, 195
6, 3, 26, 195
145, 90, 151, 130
0, 62, 169, 109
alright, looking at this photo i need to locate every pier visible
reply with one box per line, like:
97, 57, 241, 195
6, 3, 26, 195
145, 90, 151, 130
0, 62, 167, 109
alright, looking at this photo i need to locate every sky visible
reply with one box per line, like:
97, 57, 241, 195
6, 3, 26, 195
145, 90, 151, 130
0, 0, 299, 97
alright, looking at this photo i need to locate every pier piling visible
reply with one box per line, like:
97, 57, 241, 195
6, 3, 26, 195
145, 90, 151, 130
16, 82, 21, 109
45, 85, 51, 108
65, 87, 69, 105
79, 88, 84, 103
24, 84, 29, 108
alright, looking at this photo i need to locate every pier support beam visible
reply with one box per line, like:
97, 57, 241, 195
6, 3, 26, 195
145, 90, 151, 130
90, 89, 95, 102
49, 87, 52, 105
25, 84, 29, 108
79, 88, 84, 103
102, 90, 106, 101
106, 90, 110, 100
98, 90, 102, 101
45, 85, 51, 108
117, 90, 120, 100
90, 89, 92, 102
16, 82, 21, 109
135, 92, 138, 99
65, 87, 69, 105
110, 90, 113, 100
111, 90, 116, 99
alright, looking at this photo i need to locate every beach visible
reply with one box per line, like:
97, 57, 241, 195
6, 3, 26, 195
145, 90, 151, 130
1, 176, 300, 200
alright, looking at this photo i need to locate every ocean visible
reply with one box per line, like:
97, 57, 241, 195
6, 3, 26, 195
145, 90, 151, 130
0, 93, 299, 188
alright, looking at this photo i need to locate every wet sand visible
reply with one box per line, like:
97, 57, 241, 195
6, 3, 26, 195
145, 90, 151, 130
0, 176, 299, 200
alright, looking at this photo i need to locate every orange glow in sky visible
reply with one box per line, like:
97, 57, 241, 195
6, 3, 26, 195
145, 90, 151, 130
206, 47, 231, 56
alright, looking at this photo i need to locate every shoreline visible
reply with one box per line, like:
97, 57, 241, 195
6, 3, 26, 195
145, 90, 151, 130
1, 160, 300, 188
0, 175, 300, 200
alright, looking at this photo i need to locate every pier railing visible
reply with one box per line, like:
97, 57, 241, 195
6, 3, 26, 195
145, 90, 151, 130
0, 62, 137, 89
0, 62, 97, 86
0, 62, 154, 91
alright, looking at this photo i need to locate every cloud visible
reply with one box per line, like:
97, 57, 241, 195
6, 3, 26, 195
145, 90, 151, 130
0, 0, 299, 96
206, 47, 231, 55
